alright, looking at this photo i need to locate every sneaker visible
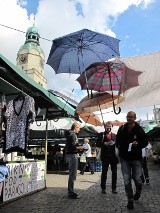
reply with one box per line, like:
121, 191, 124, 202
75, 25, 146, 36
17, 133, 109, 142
127, 201, 134, 209
68, 192, 78, 199
146, 178, 150, 185
112, 189, 118, 194
101, 189, 106, 194
134, 192, 141, 201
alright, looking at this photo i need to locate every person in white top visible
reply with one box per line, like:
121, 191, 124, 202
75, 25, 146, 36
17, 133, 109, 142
80, 138, 94, 175
141, 142, 152, 185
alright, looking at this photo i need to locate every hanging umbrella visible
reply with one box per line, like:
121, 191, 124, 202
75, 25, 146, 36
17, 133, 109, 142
76, 91, 124, 126
76, 59, 142, 114
46, 29, 120, 74
76, 91, 124, 113
77, 60, 121, 91
78, 112, 103, 127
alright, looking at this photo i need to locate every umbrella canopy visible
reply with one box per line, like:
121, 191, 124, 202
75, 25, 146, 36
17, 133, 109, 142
47, 29, 120, 74
76, 59, 142, 114
78, 112, 103, 127
76, 91, 124, 113
76, 59, 142, 93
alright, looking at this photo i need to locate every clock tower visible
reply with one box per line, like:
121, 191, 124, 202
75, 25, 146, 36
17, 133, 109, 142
16, 24, 47, 88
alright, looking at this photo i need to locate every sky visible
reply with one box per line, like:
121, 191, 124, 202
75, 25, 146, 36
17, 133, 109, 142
0, 0, 160, 122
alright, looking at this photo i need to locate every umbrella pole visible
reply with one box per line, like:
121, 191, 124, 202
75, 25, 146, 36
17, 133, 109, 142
98, 103, 106, 129
108, 64, 121, 115
81, 50, 90, 98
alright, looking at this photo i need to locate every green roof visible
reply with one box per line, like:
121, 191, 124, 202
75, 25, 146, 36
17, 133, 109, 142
0, 53, 75, 117
18, 43, 44, 55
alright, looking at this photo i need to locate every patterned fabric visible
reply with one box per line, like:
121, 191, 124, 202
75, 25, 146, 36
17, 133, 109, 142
4, 95, 35, 153
77, 61, 124, 92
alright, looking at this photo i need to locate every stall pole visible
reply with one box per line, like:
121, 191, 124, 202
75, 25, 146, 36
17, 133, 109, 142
45, 118, 48, 179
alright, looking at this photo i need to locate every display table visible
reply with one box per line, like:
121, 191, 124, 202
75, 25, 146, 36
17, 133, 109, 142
0, 161, 46, 203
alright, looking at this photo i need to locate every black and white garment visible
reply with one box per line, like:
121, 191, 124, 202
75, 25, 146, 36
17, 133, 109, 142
4, 95, 35, 153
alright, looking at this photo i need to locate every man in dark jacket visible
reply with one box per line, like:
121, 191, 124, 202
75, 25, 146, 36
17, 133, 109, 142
116, 111, 148, 210
97, 121, 118, 194
65, 122, 83, 199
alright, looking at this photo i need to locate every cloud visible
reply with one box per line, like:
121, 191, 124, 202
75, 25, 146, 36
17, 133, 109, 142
0, 0, 156, 121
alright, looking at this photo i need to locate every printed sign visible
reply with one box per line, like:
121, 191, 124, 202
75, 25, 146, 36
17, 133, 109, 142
3, 161, 45, 201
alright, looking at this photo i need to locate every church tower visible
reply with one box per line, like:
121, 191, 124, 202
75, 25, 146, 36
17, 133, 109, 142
16, 23, 47, 88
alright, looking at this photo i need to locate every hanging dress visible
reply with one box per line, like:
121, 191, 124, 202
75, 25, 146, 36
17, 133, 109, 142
3, 95, 35, 153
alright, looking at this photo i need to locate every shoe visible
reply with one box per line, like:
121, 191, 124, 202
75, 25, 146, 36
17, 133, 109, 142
127, 201, 134, 209
112, 189, 118, 194
80, 172, 84, 175
101, 189, 106, 194
90, 172, 94, 175
134, 192, 141, 201
146, 178, 150, 185
68, 192, 78, 199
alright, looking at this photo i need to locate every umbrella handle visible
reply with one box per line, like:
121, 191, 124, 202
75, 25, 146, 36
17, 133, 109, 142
36, 121, 41, 126
108, 64, 121, 115
113, 101, 121, 115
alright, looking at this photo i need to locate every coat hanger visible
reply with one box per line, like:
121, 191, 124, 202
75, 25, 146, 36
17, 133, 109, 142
14, 90, 26, 101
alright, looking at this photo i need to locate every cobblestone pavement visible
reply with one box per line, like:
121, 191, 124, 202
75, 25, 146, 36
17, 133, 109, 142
0, 162, 160, 213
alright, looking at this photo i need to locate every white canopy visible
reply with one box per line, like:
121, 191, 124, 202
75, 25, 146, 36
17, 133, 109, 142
119, 51, 160, 109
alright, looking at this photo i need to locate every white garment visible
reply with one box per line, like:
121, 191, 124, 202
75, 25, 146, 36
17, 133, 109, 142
83, 143, 92, 157
142, 143, 152, 157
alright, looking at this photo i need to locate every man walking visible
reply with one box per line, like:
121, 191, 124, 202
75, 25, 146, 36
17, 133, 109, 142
97, 121, 118, 194
116, 111, 148, 209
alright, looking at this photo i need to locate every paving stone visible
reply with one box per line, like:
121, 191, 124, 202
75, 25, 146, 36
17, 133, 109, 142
0, 162, 160, 212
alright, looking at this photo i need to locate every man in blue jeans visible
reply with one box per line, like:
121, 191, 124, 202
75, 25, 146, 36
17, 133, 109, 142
116, 111, 148, 210
65, 122, 83, 199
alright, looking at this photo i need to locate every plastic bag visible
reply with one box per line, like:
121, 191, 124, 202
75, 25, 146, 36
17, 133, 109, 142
80, 154, 86, 163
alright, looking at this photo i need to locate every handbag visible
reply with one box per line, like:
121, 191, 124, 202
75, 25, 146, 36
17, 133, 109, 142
80, 154, 86, 163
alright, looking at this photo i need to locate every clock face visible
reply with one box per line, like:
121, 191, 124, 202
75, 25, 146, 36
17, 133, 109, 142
19, 54, 27, 64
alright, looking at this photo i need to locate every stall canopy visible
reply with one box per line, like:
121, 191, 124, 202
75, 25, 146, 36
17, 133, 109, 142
29, 125, 98, 142
0, 53, 75, 120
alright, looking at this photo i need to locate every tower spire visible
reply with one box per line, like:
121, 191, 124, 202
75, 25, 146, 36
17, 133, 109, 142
33, 13, 36, 26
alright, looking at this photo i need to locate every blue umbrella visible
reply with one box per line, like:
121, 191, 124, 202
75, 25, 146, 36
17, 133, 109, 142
47, 29, 120, 74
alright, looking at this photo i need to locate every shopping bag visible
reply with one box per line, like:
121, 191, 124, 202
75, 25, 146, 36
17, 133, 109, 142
80, 154, 86, 163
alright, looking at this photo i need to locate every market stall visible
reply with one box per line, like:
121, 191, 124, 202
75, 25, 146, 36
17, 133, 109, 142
0, 53, 76, 204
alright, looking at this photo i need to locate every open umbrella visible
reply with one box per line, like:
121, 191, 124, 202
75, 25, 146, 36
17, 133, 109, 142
76, 91, 124, 126
76, 59, 142, 114
47, 29, 120, 74
78, 112, 103, 127
76, 91, 124, 113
